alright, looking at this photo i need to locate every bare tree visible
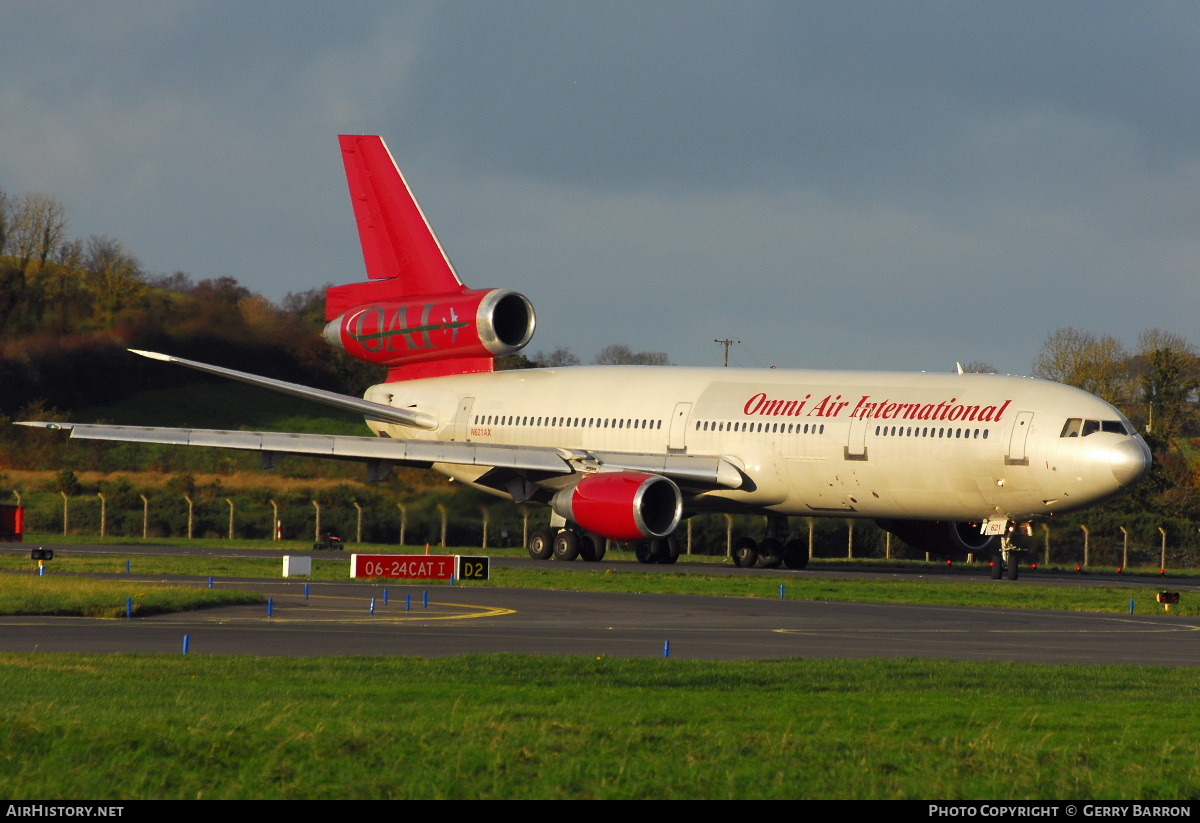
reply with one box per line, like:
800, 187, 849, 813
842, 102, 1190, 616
961, 361, 997, 374
1031, 327, 1131, 405
593, 343, 671, 366
10, 193, 66, 275
533, 346, 580, 367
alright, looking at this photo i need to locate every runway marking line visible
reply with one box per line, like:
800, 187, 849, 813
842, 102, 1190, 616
186, 599, 516, 625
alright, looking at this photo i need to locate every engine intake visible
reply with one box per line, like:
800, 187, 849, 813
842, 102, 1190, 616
323, 287, 535, 371
551, 472, 682, 542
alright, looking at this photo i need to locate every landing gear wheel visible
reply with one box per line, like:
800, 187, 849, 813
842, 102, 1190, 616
634, 542, 656, 564
989, 557, 1003, 580
552, 529, 580, 561
782, 539, 809, 570
528, 527, 554, 560
1005, 556, 1019, 580
732, 537, 759, 568
650, 535, 680, 564
579, 533, 606, 562
759, 537, 784, 569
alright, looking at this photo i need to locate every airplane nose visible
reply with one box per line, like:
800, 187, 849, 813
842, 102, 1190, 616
1111, 438, 1152, 488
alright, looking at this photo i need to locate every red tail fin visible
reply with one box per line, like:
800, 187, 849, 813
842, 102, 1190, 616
327, 135, 467, 319
324, 135, 535, 381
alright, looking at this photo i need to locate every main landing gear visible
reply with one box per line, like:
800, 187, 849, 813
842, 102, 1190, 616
988, 535, 1021, 581
731, 515, 809, 570
525, 525, 678, 564
633, 535, 680, 565
527, 526, 607, 562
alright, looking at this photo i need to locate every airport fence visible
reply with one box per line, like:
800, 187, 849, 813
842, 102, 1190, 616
4, 483, 1199, 569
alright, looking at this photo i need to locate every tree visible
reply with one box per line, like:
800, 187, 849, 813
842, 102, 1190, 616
40, 237, 87, 333
0, 187, 9, 255
961, 361, 996, 374
1135, 329, 1200, 438
10, 192, 66, 275
84, 235, 147, 327
533, 346, 580, 367
1031, 327, 1131, 405
593, 343, 671, 366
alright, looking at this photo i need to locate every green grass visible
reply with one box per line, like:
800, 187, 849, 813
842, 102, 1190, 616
0, 574, 261, 617
0, 654, 1197, 799
2, 540, 1199, 799
3, 544, 1194, 615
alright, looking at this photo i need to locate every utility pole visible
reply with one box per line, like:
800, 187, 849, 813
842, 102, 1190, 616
714, 338, 740, 367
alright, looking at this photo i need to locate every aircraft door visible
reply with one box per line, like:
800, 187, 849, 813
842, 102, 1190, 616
668, 402, 692, 452
845, 416, 869, 460
1005, 411, 1033, 465
453, 397, 476, 442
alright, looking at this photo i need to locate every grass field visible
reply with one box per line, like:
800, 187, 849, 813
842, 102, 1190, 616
3, 539, 1199, 799
0, 574, 260, 617
0, 654, 1198, 799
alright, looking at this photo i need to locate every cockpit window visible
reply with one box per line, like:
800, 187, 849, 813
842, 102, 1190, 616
1060, 418, 1129, 437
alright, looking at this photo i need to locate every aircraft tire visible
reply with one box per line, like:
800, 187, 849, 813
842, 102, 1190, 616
1006, 557, 1019, 580
528, 528, 554, 560
552, 529, 580, 561
989, 557, 1003, 580
580, 534, 606, 562
634, 542, 656, 564
653, 535, 680, 564
732, 537, 758, 568
759, 537, 784, 568
782, 539, 808, 570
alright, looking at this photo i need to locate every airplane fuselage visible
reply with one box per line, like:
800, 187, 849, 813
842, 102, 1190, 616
363, 365, 1150, 524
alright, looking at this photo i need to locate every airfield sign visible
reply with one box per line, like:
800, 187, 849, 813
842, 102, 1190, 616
351, 554, 489, 581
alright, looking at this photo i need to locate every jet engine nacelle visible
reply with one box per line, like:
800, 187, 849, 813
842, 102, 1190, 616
323, 288, 535, 372
551, 472, 682, 542
875, 519, 997, 559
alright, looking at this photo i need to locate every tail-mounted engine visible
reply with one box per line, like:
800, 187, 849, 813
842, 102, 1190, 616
323, 285, 535, 380
551, 471, 682, 542
875, 519, 997, 559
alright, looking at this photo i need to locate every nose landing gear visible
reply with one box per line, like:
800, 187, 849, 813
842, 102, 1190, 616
989, 535, 1021, 580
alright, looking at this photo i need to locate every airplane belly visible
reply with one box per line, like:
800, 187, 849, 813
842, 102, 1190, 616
792, 454, 1010, 520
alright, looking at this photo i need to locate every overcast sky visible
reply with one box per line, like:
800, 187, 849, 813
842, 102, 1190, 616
2, 1, 1198, 373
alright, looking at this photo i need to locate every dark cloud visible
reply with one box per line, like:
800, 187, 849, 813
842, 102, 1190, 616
1, 1, 1198, 373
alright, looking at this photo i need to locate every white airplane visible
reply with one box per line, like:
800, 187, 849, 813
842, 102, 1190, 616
23, 135, 1151, 579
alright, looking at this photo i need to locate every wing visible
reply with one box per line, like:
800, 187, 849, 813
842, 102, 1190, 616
126, 349, 437, 430
18, 422, 745, 493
